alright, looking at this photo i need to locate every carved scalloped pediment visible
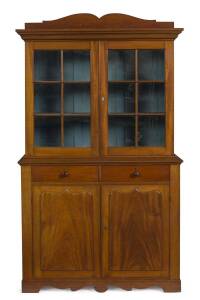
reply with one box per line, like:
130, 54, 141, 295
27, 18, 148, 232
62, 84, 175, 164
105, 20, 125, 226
24, 13, 174, 29
16, 13, 183, 41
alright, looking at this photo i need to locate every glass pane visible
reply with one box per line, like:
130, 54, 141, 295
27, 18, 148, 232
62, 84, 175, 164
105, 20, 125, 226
64, 117, 90, 147
138, 50, 164, 80
64, 83, 90, 113
34, 51, 61, 81
109, 116, 135, 146
34, 116, 61, 147
63, 51, 90, 81
34, 83, 61, 113
138, 116, 165, 146
138, 83, 165, 113
108, 50, 135, 80
108, 83, 135, 113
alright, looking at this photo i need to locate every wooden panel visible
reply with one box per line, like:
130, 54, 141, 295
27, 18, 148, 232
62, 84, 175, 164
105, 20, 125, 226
170, 164, 180, 279
101, 165, 169, 182
18, 154, 183, 166
23, 14, 175, 29
32, 185, 100, 278
21, 166, 32, 279
102, 185, 169, 278
32, 165, 98, 182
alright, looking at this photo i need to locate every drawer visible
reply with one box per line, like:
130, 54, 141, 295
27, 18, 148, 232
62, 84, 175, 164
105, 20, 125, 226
32, 166, 98, 182
101, 165, 169, 182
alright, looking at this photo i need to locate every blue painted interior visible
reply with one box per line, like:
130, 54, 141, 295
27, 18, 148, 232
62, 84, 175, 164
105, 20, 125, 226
138, 83, 165, 113
138, 116, 165, 146
109, 116, 135, 146
108, 83, 135, 113
108, 50, 135, 80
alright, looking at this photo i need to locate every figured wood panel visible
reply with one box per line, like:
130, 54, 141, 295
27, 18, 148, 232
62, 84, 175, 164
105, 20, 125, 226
33, 185, 100, 278
102, 185, 169, 278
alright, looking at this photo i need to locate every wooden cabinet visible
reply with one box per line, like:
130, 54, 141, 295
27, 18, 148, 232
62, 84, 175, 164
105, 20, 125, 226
17, 13, 183, 293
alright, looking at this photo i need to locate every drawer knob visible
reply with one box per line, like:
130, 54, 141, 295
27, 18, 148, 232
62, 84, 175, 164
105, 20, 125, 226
130, 169, 140, 177
60, 171, 70, 177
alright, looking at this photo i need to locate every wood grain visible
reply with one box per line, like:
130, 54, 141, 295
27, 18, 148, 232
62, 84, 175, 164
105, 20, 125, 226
101, 165, 169, 182
32, 185, 100, 278
170, 164, 180, 279
21, 166, 32, 279
22, 278, 181, 293
32, 165, 98, 182
16, 14, 183, 41
102, 185, 169, 278
17, 13, 183, 294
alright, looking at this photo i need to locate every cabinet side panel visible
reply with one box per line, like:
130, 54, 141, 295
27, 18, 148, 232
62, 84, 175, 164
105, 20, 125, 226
170, 164, 180, 279
25, 42, 34, 155
21, 166, 32, 279
165, 41, 174, 153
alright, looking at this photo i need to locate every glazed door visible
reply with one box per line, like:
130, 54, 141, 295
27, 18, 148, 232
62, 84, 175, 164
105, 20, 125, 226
102, 185, 169, 278
26, 41, 99, 156
100, 41, 173, 156
32, 185, 100, 278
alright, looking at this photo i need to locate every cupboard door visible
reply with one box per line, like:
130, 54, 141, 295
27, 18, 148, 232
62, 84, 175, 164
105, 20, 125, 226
27, 41, 99, 156
32, 185, 100, 278
100, 41, 173, 156
102, 185, 169, 278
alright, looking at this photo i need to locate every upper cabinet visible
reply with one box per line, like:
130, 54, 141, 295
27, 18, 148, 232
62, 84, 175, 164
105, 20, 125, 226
16, 13, 183, 157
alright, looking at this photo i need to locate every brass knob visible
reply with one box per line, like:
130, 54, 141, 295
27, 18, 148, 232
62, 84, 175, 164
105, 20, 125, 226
60, 170, 70, 177
130, 169, 140, 177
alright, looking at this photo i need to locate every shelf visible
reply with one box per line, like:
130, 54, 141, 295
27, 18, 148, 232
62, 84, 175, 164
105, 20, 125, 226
108, 113, 165, 116
34, 81, 90, 84
108, 80, 165, 84
34, 113, 61, 117
34, 113, 90, 117
64, 113, 90, 117
34, 81, 61, 84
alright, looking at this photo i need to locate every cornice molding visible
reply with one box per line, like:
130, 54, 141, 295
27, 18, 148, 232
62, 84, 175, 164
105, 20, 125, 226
16, 13, 183, 41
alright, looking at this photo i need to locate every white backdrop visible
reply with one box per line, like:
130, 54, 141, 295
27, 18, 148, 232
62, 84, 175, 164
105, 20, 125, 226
0, 0, 199, 299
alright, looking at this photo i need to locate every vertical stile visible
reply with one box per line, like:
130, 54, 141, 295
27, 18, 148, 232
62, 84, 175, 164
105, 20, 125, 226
61, 50, 64, 146
135, 50, 138, 146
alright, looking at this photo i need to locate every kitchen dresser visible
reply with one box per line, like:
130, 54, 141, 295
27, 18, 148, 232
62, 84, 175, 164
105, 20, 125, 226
16, 13, 183, 293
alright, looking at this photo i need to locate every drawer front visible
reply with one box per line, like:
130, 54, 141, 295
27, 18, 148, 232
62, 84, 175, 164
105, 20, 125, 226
101, 165, 169, 182
32, 166, 98, 182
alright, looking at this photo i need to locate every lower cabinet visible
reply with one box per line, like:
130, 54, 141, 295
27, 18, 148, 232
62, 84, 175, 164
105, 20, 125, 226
32, 185, 100, 278
32, 184, 169, 279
